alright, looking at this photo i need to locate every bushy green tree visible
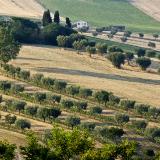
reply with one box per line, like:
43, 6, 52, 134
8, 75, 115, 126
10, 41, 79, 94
54, 80, 67, 92
125, 52, 134, 65
120, 99, 135, 110
90, 106, 102, 114
0, 26, 21, 63
61, 99, 74, 108
5, 114, 17, 125
34, 92, 46, 102
25, 106, 38, 118
0, 140, 16, 160
79, 88, 92, 98
12, 101, 26, 114
132, 120, 147, 131
94, 90, 109, 105
15, 119, 31, 130
49, 94, 61, 104
66, 85, 79, 96
86, 46, 96, 57
136, 57, 151, 70
108, 45, 123, 53
135, 104, 150, 115
96, 43, 108, 54
37, 107, 49, 122
107, 52, 125, 68
80, 122, 96, 131
115, 114, 129, 126
19, 70, 30, 80
66, 116, 81, 129
48, 107, 61, 119
136, 48, 146, 57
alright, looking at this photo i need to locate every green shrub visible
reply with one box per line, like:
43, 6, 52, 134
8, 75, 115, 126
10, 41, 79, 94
115, 114, 129, 126
66, 115, 81, 129
54, 80, 67, 91
34, 92, 46, 102
0, 81, 11, 91
132, 120, 147, 131
12, 101, 26, 114
48, 107, 61, 119
49, 94, 61, 104
66, 85, 80, 96
135, 104, 150, 115
146, 50, 156, 58
41, 77, 55, 86
25, 106, 38, 118
15, 119, 31, 130
90, 106, 102, 114
61, 99, 74, 108
74, 101, 88, 110
11, 84, 24, 93
120, 100, 135, 110
80, 122, 96, 131
19, 70, 30, 80
79, 88, 92, 98
94, 90, 109, 105
32, 74, 44, 84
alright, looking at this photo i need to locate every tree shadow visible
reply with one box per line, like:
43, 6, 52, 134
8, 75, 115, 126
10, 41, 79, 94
35, 67, 160, 85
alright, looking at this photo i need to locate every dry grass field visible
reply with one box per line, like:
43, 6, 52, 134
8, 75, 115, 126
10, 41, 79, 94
130, 0, 160, 22
11, 45, 160, 107
0, 0, 44, 19
0, 128, 26, 146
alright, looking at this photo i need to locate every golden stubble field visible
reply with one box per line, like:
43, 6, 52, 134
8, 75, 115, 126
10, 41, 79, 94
11, 45, 160, 107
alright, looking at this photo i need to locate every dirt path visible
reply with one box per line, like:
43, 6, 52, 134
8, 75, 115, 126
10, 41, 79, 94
130, 0, 160, 22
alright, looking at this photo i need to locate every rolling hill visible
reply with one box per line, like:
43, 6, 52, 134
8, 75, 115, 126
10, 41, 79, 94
38, 0, 160, 33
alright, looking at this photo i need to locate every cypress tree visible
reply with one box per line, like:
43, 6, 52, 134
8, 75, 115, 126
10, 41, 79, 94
54, 10, 60, 24
42, 9, 52, 26
66, 17, 71, 28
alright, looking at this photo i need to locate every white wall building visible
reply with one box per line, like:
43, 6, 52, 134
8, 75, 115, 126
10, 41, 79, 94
75, 20, 89, 29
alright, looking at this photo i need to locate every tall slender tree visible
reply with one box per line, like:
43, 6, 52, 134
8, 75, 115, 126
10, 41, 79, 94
66, 17, 71, 28
42, 9, 52, 26
54, 10, 60, 24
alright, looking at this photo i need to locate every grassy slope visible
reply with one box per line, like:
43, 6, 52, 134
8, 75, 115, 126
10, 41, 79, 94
11, 45, 160, 107
38, 0, 160, 33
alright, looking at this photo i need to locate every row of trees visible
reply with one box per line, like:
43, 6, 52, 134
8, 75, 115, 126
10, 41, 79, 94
2, 64, 159, 122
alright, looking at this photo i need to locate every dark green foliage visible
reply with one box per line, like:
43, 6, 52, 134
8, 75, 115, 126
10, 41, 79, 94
80, 122, 96, 131
90, 106, 102, 114
54, 10, 60, 24
115, 114, 129, 126
125, 52, 134, 64
34, 92, 46, 102
96, 43, 108, 54
144, 149, 155, 157
5, 114, 17, 125
42, 9, 52, 26
37, 107, 49, 122
41, 23, 76, 45
66, 116, 81, 129
107, 52, 125, 68
11, 84, 24, 93
135, 104, 150, 115
25, 106, 38, 118
74, 101, 88, 110
73, 40, 88, 52
79, 88, 92, 98
12, 101, 26, 114
66, 17, 72, 28
20, 133, 54, 160
96, 127, 124, 141
153, 33, 159, 39
61, 99, 74, 108
15, 119, 31, 130
120, 100, 135, 110
94, 90, 109, 105
139, 33, 144, 38
136, 48, 146, 57
49, 94, 61, 104
54, 80, 67, 91
0, 26, 21, 63
0, 140, 16, 160
132, 120, 147, 131
49, 107, 61, 119
108, 45, 123, 53
136, 57, 151, 70
146, 50, 156, 58
121, 36, 127, 42
19, 70, 30, 80
0, 81, 11, 90
12, 18, 40, 44
66, 85, 80, 96
41, 77, 55, 86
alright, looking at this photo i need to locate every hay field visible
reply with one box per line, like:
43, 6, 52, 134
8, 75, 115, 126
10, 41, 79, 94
0, 0, 44, 19
10, 45, 160, 107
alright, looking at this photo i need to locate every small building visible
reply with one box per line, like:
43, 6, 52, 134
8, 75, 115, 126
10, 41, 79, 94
75, 20, 89, 29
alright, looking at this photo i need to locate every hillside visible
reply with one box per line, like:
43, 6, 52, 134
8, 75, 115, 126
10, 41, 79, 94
0, 0, 44, 19
38, 0, 160, 33
11, 45, 160, 107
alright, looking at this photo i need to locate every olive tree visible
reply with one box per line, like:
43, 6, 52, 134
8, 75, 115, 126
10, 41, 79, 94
66, 116, 81, 129
15, 119, 31, 130
37, 107, 49, 122
5, 114, 17, 125
115, 114, 129, 126
136, 57, 151, 70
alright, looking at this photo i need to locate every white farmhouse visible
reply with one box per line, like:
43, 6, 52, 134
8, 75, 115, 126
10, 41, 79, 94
75, 20, 89, 29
